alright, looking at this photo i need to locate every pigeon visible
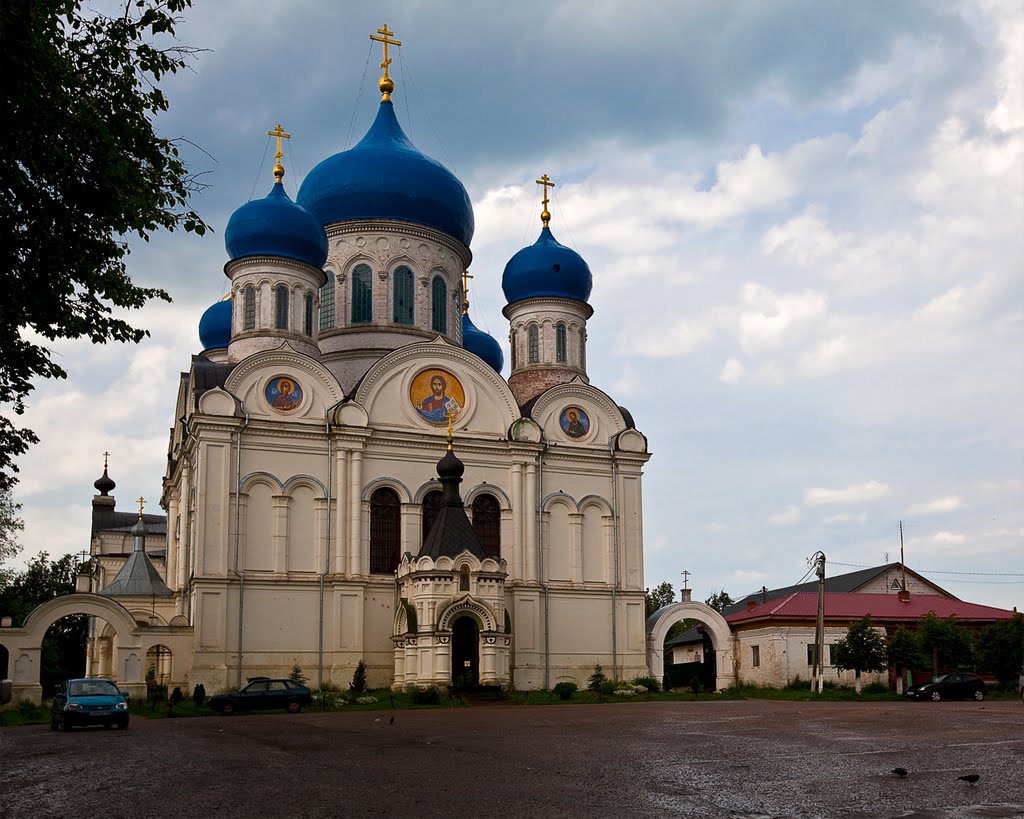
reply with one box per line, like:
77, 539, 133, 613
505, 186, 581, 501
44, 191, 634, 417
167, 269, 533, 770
389, 716, 394, 725
958, 774, 980, 785
891, 768, 908, 778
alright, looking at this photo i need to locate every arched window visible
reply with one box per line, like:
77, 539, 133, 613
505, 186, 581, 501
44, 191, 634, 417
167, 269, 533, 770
370, 487, 401, 574
431, 276, 447, 334
555, 322, 567, 363
528, 324, 539, 364
393, 265, 415, 325
352, 263, 372, 323
303, 293, 314, 336
459, 565, 471, 592
472, 493, 501, 559
275, 285, 289, 330
319, 271, 335, 330
243, 285, 256, 331
422, 489, 443, 543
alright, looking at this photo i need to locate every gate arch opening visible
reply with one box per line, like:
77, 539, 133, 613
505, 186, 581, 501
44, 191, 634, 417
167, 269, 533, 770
645, 601, 735, 691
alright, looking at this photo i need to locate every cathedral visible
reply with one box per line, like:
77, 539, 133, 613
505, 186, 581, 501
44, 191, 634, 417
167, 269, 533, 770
81, 27, 653, 694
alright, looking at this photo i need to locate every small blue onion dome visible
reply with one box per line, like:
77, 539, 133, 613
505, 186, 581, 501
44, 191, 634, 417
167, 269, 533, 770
462, 313, 504, 373
501, 227, 592, 304
224, 184, 328, 268
297, 101, 474, 247
199, 297, 232, 350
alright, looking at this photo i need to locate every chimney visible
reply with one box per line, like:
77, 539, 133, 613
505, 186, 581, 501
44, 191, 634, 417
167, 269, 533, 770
897, 588, 911, 603
680, 588, 692, 603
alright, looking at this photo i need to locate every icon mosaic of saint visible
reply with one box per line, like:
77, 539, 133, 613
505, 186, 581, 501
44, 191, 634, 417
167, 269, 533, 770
266, 376, 303, 413
411, 368, 465, 424
560, 406, 590, 438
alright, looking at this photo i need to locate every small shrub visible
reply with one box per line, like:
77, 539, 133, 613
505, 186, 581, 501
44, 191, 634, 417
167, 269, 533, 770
18, 700, 41, 719
599, 679, 618, 695
552, 681, 577, 700
862, 681, 889, 694
588, 664, 607, 692
410, 686, 441, 705
350, 660, 367, 695
631, 676, 661, 693
355, 695, 378, 704
288, 662, 308, 685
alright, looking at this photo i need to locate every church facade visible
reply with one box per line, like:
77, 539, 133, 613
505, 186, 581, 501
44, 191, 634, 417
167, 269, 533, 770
80, 29, 652, 694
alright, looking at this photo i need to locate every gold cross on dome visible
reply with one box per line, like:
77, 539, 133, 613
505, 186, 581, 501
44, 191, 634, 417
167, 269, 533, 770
536, 173, 555, 227
462, 269, 474, 313
137, 496, 145, 517
370, 24, 402, 100
267, 124, 291, 184
445, 406, 456, 450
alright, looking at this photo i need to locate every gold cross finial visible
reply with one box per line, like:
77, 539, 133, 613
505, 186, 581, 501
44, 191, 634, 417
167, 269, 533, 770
102, 451, 110, 469
445, 406, 456, 450
267, 124, 291, 184
137, 496, 145, 518
536, 173, 555, 227
462, 269, 474, 313
370, 24, 402, 102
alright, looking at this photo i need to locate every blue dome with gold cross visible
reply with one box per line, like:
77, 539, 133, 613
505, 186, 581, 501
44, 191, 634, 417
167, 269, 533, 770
224, 183, 328, 269
502, 226, 592, 304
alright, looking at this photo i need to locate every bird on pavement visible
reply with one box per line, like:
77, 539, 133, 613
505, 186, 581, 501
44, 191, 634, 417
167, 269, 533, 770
389, 716, 394, 725
891, 768, 908, 778
958, 774, 980, 785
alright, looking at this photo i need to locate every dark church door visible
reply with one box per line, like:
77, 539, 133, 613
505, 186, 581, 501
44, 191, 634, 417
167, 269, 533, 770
451, 616, 480, 688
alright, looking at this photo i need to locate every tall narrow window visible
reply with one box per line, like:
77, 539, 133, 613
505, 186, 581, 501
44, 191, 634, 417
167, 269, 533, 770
370, 488, 401, 574
528, 324, 539, 363
431, 276, 447, 334
243, 285, 256, 331
352, 263, 372, 323
510, 330, 517, 370
303, 293, 314, 336
555, 322, 567, 363
472, 494, 501, 559
422, 490, 443, 543
275, 285, 289, 330
579, 328, 586, 370
392, 266, 415, 324
319, 271, 335, 330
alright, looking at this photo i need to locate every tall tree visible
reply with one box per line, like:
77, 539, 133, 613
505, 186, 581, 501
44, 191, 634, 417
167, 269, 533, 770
0, 488, 23, 587
832, 614, 888, 694
0, 0, 206, 491
887, 625, 924, 695
975, 614, 1024, 686
645, 581, 676, 618
705, 590, 734, 613
916, 613, 974, 674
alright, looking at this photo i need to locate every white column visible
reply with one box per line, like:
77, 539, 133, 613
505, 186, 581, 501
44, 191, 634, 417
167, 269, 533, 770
524, 463, 537, 582
349, 450, 363, 576
510, 462, 523, 581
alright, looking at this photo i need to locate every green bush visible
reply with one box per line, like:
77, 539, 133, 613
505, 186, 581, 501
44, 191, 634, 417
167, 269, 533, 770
18, 700, 43, 719
587, 664, 607, 692
552, 681, 577, 700
410, 686, 441, 705
599, 679, 618, 695
862, 681, 889, 694
631, 676, 661, 692
350, 660, 367, 695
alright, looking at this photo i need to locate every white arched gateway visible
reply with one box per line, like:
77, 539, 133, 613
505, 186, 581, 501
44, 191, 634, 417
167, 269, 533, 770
646, 599, 735, 692
0, 593, 194, 705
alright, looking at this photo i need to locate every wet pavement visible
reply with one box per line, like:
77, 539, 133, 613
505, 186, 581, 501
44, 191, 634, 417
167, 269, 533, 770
2, 698, 1022, 818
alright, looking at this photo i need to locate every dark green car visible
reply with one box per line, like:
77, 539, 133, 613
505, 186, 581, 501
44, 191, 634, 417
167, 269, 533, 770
208, 678, 312, 715
51, 678, 129, 731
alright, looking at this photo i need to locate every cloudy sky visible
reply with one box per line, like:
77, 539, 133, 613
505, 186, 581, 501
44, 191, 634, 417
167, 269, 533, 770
11, 0, 1023, 609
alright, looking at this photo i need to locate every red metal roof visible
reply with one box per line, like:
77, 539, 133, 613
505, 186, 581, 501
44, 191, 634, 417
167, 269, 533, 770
725, 592, 1016, 624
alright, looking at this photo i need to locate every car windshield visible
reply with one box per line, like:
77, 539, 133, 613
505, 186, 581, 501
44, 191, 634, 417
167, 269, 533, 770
927, 674, 949, 684
69, 680, 120, 697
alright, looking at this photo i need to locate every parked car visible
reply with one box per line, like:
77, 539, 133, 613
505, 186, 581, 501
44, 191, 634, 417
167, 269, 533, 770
50, 678, 129, 730
905, 672, 986, 702
208, 678, 312, 715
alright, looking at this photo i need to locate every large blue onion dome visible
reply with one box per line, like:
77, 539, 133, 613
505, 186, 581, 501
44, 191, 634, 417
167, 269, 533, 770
224, 183, 328, 268
501, 226, 592, 304
462, 312, 504, 373
296, 101, 474, 247
199, 296, 232, 350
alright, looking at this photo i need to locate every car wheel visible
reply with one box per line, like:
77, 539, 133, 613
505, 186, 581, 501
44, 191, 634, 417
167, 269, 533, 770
286, 701, 301, 714
60, 716, 72, 731
974, 689, 985, 701
221, 702, 236, 716
930, 691, 941, 702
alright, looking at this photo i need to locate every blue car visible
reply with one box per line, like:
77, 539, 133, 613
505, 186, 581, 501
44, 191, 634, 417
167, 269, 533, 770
51, 678, 130, 731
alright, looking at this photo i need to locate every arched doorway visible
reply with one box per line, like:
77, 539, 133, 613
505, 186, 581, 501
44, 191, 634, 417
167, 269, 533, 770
645, 600, 735, 692
451, 616, 479, 688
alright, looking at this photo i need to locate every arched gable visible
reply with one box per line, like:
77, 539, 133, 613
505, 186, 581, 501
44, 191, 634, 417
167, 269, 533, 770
224, 344, 345, 419
437, 595, 498, 632
531, 380, 642, 448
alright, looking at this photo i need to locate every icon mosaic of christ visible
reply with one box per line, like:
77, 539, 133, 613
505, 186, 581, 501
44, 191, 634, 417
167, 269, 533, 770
411, 369, 464, 424
266, 376, 303, 413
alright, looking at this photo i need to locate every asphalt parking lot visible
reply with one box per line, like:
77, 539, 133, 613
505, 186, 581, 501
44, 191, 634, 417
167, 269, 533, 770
2, 698, 1022, 818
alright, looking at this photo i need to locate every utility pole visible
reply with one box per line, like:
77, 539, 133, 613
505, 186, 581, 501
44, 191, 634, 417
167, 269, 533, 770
811, 551, 826, 693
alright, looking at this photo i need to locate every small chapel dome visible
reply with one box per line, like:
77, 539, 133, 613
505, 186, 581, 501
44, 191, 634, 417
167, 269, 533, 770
94, 466, 115, 496
462, 313, 504, 374
198, 297, 232, 350
297, 101, 475, 247
501, 226, 593, 305
224, 184, 328, 269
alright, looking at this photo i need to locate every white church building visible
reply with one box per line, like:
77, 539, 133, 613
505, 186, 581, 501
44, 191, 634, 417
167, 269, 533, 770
37, 28, 655, 697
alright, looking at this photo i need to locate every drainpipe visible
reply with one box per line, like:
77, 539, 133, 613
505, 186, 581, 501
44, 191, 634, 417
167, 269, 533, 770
233, 411, 250, 690
179, 416, 199, 621
537, 442, 550, 689
319, 400, 345, 691
609, 436, 620, 680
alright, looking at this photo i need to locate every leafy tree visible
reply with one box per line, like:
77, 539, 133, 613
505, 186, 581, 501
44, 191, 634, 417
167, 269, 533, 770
917, 613, 974, 673
0, 0, 207, 491
975, 613, 1024, 686
0, 488, 23, 586
704, 590, 734, 613
645, 581, 675, 618
832, 614, 887, 694
887, 626, 924, 694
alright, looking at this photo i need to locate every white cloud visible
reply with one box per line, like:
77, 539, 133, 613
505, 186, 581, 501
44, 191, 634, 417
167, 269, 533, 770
769, 505, 801, 525
719, 358, 745, 384
704, 522, 729, 535
932, 531, 967, 545
906, 496, 961, 515
823, 512, 867, 524
804, 481, 891, 506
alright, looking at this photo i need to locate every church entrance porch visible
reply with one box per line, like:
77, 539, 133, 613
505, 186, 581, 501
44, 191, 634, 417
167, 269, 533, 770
451, 615, 480, 688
